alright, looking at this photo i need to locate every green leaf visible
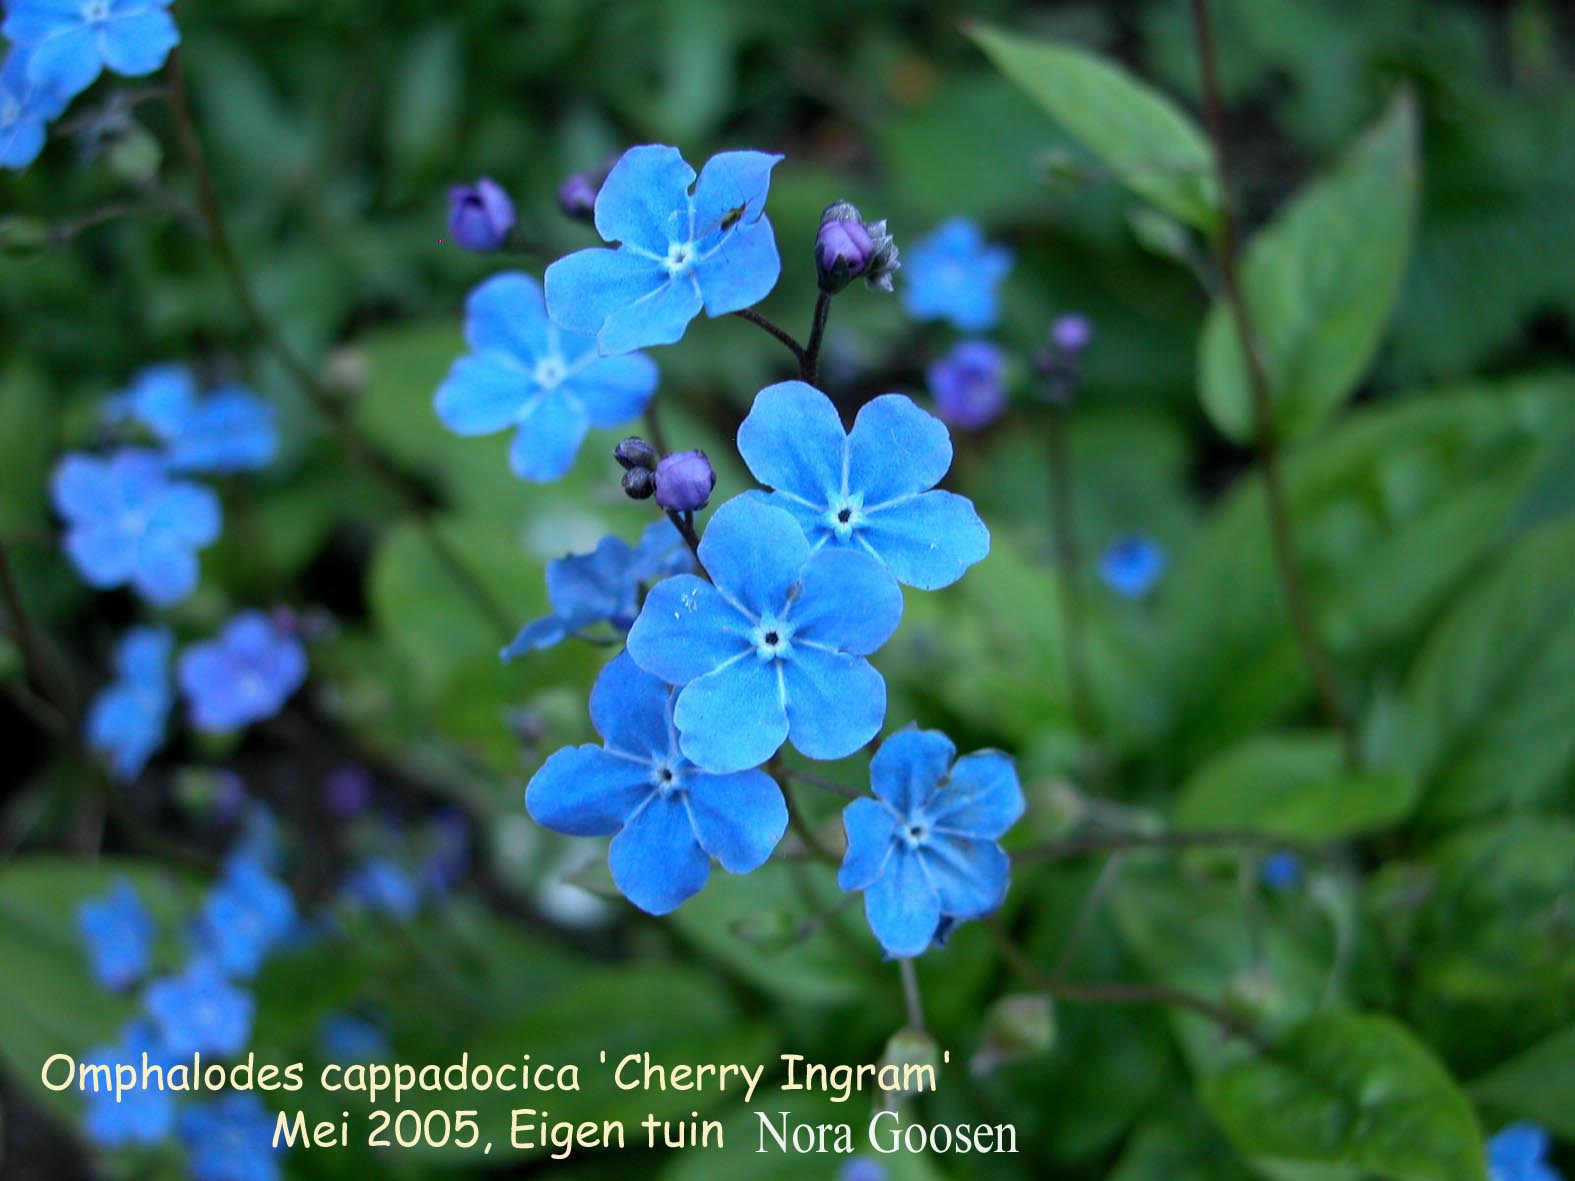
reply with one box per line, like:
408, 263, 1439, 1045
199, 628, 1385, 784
1176, 731, 1419, 841
1396, 520, 1575, 826
1473, 1025, 1575, 1139
1200, 92, 1419, 442
967, 22, 1219, 231
385, 23, 463, 183
1201, 1013, 1486, 1181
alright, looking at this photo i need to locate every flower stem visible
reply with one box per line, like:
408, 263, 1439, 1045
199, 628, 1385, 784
733, 307, 807, 367
1014, 827, 1316, 864
801, 291, 832, 384
665, 509, 707, 579
899, 957, 927, 1032
164, 50, 514, 642
0, 537, 75, 727
1188, 0, 1358, 767
781, 765, 861, 801
1046, 405, 1098, 759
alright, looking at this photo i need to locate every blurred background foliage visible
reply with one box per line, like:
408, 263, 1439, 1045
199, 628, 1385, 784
1, 0, 1573, 1178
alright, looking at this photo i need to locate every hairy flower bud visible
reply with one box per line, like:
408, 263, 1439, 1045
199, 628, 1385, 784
614, 436, 658, 471
557, 171, 600, 221
447, 177, 515, 253
816, 201, 900, 294
653, 450, 716, 512
621, 467, 656, 500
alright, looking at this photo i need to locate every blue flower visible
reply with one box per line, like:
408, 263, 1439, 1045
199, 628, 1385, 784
838, 730, 1023, 959
1260, 851, 1303, 892
435, 272, 660, 481
51, 449, 221, 605
87, 625, 172, 781
81, 1023, 176, 1147
527, 652, 787, 913
178, 611, 307, 732
901, 217, 1013, 332
626, 496, 904, 774
1489, 1124, 1562, 1181
927, 339, 1008, 431
318, 1013, 390, 1061
1, 46, 69, 170
503, 518, 693, 660
4, 0, 179, 101
77, 877, 156, 989
840, 1159, 887, 1181
342, 858, 422, 919
112, 365, 278, 475
180, 1093, 285, 1181
544, 144, 783, 355
145, 958, 253, 1057
737, 382, 990, 591
198, 856, 296, 979
1098, 535, 1166, 599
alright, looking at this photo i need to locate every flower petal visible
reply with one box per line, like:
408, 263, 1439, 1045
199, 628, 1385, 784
544, 246, 670, 341
736, 381, 846, 504
859, 490, 990, 590
500, 614, 571, 660
593, 144, 695, 255
789, 547, 903, 655
587, 650, 673, 760
690, 150, 781, 234
920, 836, 1010, 919
608, 794, 711, 914
22, 24, 100, 98
782, 646, 885, 762
598, 271, 703, 355
508, 392, 589, 482
930, 750, 1024, 840
132, 539, 199, 606
526, 745, 652, 837
435, 355, 529, 436
697, 495, 810, 619
847, 394, 953, 503
627, 574, 752, 686
838, 797, 897, 892
51, 455, 115, 521
685, 768, 786, 873
149, 482, 221, 546
463, 272, 551, 361
66, 524, 138, 588
100, 8, 178, 77
566, 352, 658, 429
862, 847, 941, 959
693, 216, 781, 316
674, 656, 789, 774
870, 729, 956, 815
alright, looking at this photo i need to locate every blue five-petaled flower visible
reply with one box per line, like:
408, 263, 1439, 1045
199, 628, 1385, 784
838, 730, 1023, 959
77, 877, 156, 990
4, 0, 180, 102
435, 272, 660, 482
0, 47, 69, 169
197, 855, 297, 979
144, 957, 254, 1057
1488, 1123, 1563, 1181
82, 1024, 176, 1147
527, 652, 787, 914
738, 382, 990, 591
180, 1093, 286, 1181
51, 449, 221, 606
502, 519, 693, 659
87, 624, 173, 781
900, 217, 1013, 332
178, 611, 307, 732
112, 364, 278, 475
1098, 535, 1167, 600
544, 144, 783, 356
627, 496, 904, 774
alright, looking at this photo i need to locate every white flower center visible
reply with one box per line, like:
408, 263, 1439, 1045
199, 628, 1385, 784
663, 241, 695, 277
649, 761, 684, 795
82, 0, 112, 23
900, 818, 932, 849
751, 618, 793, 661
824, 494, 865, 540
533, 356, 567, 389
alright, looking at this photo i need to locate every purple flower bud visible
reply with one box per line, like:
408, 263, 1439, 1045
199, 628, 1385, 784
653, 450, 716, 512
816, 201, 899, 294
447, 177, 515, 253
557, 172, 600, 221
622, 467, 656, 500
1052, 313, 1093, 355
614, 436, 658, 471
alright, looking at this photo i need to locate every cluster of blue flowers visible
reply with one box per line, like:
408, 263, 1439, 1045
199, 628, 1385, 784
1, 0, 180, 170
1489, 1124, 1564, 1181
432, 142, 1023, 957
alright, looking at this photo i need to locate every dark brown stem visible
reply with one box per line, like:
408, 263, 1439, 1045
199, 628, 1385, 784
164, 50, 514, 640
781, 765, 861, 802
642, 402, 671, 458
1014, 826, 1314, 864
665, 509, 707, 579
1188, 0, 1358, 767
801, 291, 832, 384
733, 308, 806, 367
780, 779, 838, 865
0, 538, 75, 724
1046, 406, 1097, 755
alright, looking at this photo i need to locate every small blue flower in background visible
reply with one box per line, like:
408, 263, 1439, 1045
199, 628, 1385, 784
503, 518, 693, 659
901, 217, 1013, 332
342, 857, 422, 919
527, 652, 787, 914
318, 1012, 390, 1061
421, 808, 471, 895
323, 763, 373, 818
198, 856, 296, 979
51, 450, 221, 605
545, 144, 783, 355
145, 958, 253, 1056
81, 1024, 175, 1147
435, 272, 660, 482
1489, 1124, 1562, 1181
737, 381, 990, 591
87, 625, 172, 781
112, 364, 278, 475
180, 1093, 285, 1181
1098, 535, 1167, 599
840, 1158, 887, 1181
1260, 850, 1303, 892
627, 496, 904, 774
77, 877, 156, 990
1, 46, 69, 169
838, 730, 1023, 959
4, 0, 179, 101
927, 339, 1008, 431
447, 176, 515, 252
178, 611, 307, 732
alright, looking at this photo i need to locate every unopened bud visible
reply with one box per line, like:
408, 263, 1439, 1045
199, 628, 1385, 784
653, 450, 716, 512
447, 177, 516, 253
613, 436, 658, 471
557, 172, 600, 220
816, 201, 899, 294
621, 467, 655, 500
